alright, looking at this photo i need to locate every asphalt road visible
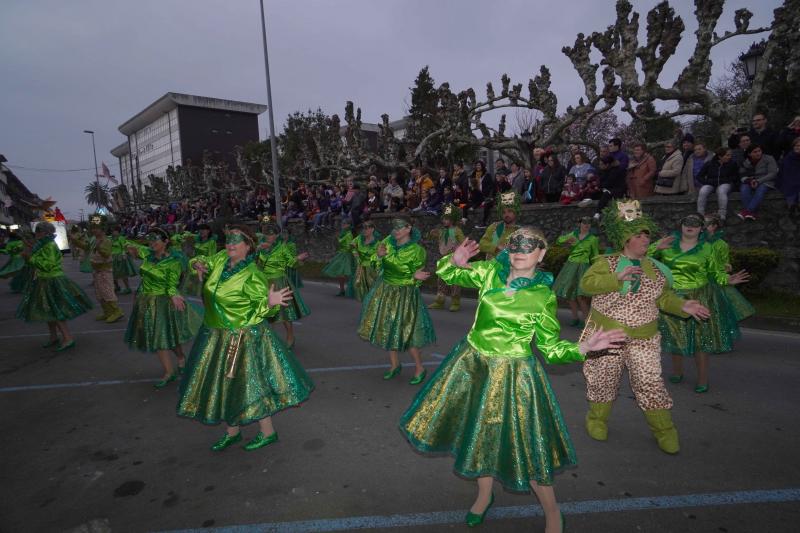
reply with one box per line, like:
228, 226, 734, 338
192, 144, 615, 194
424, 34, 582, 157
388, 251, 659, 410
1, 258, 798, 533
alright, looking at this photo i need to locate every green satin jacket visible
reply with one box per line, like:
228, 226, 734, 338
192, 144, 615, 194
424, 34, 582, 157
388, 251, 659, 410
353, 233, 381, 267
373, 234, 426, 286
436, 253, 583, 362
258, 240, 298, 280
1, 240, 23, 256
110, 235, 131, 256
193, 235, 218, 258
29, 238, 65, 279
651, 234, 728, 289
556, 231, 600, 264
195, 250, 279, 330
336, 230, 354, 253
137, 250, 182, 296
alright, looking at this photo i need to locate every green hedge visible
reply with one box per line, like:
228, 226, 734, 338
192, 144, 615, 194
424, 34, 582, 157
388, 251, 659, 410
729, 247, 781, 294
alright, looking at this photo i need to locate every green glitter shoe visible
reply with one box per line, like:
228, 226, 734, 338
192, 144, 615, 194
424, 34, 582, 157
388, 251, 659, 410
409, 369, 427, 385
382, 365, 402, 380
465, 492, 494, 527
243, 431, 279, 451
211, 432, 242, 451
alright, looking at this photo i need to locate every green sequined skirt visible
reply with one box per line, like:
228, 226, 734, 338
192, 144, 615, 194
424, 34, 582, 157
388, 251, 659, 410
0, 255, 25, 278
351, 264, 378, 302
16, 275, 93, 322
9, 265, 33, 293
180, 272, 204, 298
358, 280, 436, 351
124, 294, 203, 352
288, 266, 304, 289
321, 251, 355, 278
718, 284, 755, 322
400, 338, 577, 491
267, 275, 310, 323
659, 284, 741, 356
79, 256, 93, 273
176, 322, 314, 426
112, 254, 137, 278
552, 261, 590, 300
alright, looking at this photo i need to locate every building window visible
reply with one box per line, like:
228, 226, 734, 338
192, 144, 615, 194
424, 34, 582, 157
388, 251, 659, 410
211, 129, 219, 134
225, 130, 232, 135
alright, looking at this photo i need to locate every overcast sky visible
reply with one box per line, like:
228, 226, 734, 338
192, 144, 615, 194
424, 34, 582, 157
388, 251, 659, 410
0, 0, 780, 220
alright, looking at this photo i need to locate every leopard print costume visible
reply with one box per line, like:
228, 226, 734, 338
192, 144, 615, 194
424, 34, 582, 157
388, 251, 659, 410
581, 255, 673, 410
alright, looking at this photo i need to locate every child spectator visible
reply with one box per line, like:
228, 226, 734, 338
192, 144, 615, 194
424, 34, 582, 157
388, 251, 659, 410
560, 175, 582, 205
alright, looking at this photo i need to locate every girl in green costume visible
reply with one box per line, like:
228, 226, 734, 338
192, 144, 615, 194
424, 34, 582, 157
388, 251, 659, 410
257, 222, 310, 348
703, 214, 755, 322
350, 220, 381, 301
125, 229, 203, 389
321, 219, 356, 296
552, 216, 599, 327
651, 214, 749, 393
177, 225, 314, 452
110, 225, 137, 294
181, 224, 217, 297
0, 233, 32, 293
400, 228, 625, 531
16, 222, 93, 351
357, 217, 436, 385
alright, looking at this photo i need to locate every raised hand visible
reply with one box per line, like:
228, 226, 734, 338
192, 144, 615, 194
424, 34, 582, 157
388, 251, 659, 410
616, 265, 643, 281
656, 235, 675, 250
728, 269, 750, 285
376, 243, 387, 257
579, 327, 627, 355
171, 295, 186, 311
192, 261, 209, 276
682, 299, 710, 321
297, 251, 310, 262
268, 284, 294, 307
413, 269, 431, 281
452, 239, 480, 268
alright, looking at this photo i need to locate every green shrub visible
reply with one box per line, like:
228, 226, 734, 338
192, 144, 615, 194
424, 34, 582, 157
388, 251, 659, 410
729, 247, 781, 294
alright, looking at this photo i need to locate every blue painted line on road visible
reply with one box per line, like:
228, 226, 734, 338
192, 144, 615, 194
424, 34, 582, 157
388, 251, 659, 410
430, 352, 445, 359
157, 488, 800, 533
0, 328, 128, 339
0, 361, 442, 393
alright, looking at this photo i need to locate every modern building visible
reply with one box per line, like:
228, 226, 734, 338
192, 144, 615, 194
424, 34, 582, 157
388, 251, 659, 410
111, 92, 267, 187
340, 117, 409, 154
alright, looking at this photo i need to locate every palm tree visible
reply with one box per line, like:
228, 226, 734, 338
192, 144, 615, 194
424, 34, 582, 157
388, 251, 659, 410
85, 181, 110, 208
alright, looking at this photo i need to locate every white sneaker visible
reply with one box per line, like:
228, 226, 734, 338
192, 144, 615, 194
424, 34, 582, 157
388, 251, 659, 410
593, 213, 601, 220
578, 198, 593, 207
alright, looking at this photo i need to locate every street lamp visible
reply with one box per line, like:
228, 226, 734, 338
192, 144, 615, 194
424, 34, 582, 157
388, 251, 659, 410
739, 41, 766, 82
258, 0, 283, 226
83, 130, 101, 212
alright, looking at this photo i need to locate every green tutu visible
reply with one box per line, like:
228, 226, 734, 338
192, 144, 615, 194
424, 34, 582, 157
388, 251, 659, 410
351, 264, 378, 302
9, 265, 33, 293
112, 254, 137, 278
267, 275, 310, 324
718, 284, 755, 322
176, 322, 314, 426
552, 261, 589, 300
124, 294, 203, 352
180, 272, 204, 298
659, 283, 741, 356
321, 251, 355, 278
16, 275, 93, 322
288, 266, 304, 289
0, 255, 25, 278
358, 280, 436, 351
400, 338, 576, 491
79, 255, 92, 273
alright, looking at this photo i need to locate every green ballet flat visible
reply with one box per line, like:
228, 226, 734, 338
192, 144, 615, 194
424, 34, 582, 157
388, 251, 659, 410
41, 338, 60, 348
465, 492, 494, 527
153, 374, 177, 389
211, 432, 242, 451
243, 431, 279, 451
55, 340, 76, 352
668, 374, 683, 384
694, 384, 709, 393
409, 369, 427, 385
382, 365, 402, 380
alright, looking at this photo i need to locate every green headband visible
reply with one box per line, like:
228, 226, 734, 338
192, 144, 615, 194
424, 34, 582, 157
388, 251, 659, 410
225, 232, 251, 245
506, 234, 546, 254
146, 233, 162, 242
391, 218, 411, 230
681, 215, 704, 228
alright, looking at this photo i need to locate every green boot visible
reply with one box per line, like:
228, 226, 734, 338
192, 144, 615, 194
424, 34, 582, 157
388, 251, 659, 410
104, 302, 124, 323
449, 295, 461, 312
644, 409, 680, 454
428, 295, 445, 310
95, 301, 110, 321
585, 401, 613, 441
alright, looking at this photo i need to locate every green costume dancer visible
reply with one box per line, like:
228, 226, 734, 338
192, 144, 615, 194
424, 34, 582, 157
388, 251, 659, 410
110, 226, 137, 294
321, 220, 356, 296
16, 222, 92, 351
181, 224, 217, 297
177, 226, 313, 452
552, 216, 599, 327
125, 229, 203, 389
357, 217, 435, 385
651, 213, 750, 393
257, 222, 309, 349
427, 204, 466, 312
703, 214, 755, 322
350, 220, 381, 301
400, 228, 625, 530
0, 235, 32, 293
478, 191, 520, 259
283, 233, 304, 289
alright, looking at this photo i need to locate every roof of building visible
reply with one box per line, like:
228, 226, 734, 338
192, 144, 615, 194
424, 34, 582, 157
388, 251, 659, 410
118, 92, 268, 135
110, 141, 129, 157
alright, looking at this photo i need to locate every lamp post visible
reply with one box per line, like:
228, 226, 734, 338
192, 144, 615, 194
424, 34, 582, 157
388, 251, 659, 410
739, 41, 766, 82
83, 130, 101, 212
258, 0, 283, 226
